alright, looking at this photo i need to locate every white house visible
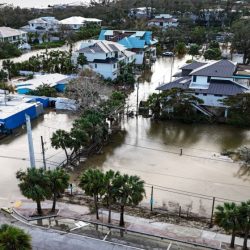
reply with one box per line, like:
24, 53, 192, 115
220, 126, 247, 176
128, 7, 155, 18
73, 40, 136, 80
28, 17, 59, 32
157, 60, 249, 109
148, 14, 178, 28
59, 16, 102, 30
0, 27, 27, 44
15, 73, 71, 94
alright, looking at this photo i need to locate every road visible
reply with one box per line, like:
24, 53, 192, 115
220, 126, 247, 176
0, 212, 142, 250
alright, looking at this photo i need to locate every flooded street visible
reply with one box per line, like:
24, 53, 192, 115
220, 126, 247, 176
0, 111, 74, 205
0, 55, 250, 216
72, 56, 250, 216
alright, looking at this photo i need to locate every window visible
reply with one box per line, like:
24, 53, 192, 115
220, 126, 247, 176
95, 64, 97, 68
214, 94, 222, 97
193, 75, 197, 82
195, 93, 199, 96
203, 93, 207, 96
207, 76, 211, 83
113, 64, 116, 69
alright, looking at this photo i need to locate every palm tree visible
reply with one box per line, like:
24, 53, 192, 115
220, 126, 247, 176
47, 168, 70, 213
51, 129, 72, 162
16, 168, 50, 215
237, 201, 250, 250
2, 59, 14, 80
79, 169, 105, 220
215, 202, 239, 248
113, 174, 145, 227
103, 170, 120, 223
0, 224, 32, 250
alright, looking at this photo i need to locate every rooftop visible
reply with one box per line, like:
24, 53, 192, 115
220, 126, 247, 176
59, 16, 101, 25
15, 73, 70, 91
0, 27, 27, 38
190, 60, 237, 78
78, 40, 127, 54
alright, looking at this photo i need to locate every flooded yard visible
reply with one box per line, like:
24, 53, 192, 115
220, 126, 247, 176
0, 55, 250, 217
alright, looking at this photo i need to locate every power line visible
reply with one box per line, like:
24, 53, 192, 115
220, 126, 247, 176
122, 142, 234, 164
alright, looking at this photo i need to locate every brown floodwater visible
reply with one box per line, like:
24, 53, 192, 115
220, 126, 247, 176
0, 56, 250, 216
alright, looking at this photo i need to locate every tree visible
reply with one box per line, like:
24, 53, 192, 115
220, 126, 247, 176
204, 48, 221, 60
65, 69, 112, 114
222, 93, 250, 127
79, 169, 105, 220
175, 42, 187, 56
0, 224, 32, 250
237, 201, 250, 250
231, 20, 250, 64
113, 174, 145, 227
47, 168, 70, 213
103, 170, 120, 223
77, 53, 88, 68
189, 44, 200, 59
0, 42, 21, 60
190, 26, 206, 45
28, 84, 58, 97
215, 202, 239, 248
2, 59, 15, 80
16, 168, 50, 215
51, 130, 72, 162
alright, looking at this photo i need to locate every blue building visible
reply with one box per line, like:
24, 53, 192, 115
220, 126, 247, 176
98, 30, 158, 64
0, 95, 46, 134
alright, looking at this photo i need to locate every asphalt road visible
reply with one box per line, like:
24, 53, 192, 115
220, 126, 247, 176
0, 212, 142, 250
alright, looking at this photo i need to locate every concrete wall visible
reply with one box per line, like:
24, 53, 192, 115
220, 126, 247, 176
193, 93, 226, 107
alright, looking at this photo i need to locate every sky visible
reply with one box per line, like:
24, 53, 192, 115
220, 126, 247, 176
1, 0, 89, 8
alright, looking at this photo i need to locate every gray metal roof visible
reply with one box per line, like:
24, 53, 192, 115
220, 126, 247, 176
180, 61, 206, 70
190, 59, 237, 78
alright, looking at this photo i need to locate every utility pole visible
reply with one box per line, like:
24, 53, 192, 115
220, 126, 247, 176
25, 114, 36, 168
150, 185, 154, 211
41, 136, 46, 170
136, 79, 139, 117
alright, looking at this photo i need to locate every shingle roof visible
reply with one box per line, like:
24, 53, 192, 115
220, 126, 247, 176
195, 79, 248, 96
156, 77, 191, 91
180, 61, 206, 70
156, 77, 248, 96
78, 40, 126, 54
190, 60, 237, 78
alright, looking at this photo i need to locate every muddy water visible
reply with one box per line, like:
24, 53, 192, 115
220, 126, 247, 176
0, 110, 74, 205
71, 56, 250, 216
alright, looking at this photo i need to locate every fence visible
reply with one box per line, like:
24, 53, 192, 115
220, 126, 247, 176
141, 183, 243, 226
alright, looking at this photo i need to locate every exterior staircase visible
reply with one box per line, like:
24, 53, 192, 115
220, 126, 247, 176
191, 103, 215, 117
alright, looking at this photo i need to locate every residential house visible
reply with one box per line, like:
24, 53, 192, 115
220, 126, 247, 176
27, 16, 59, 32
128, 7, 155, 19
73, 40, 136, 80
98, 30, 158, 64
156, 60, 249, 114
148, 14, 178, 29
59, 16, 102, 30
14, 73, 72, 94
0, 27, 27, 44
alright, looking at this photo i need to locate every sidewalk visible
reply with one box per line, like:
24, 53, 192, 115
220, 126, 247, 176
13, 200, 245, 249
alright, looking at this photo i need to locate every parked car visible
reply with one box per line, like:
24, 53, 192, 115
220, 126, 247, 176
162, 51, 174, 57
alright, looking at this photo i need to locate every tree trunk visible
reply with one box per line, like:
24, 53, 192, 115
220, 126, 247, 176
51, 193, 57, 213
36, 200, 42, 215
230, 229, 236, 248
108, 202, 111, 224
94, 195, 99, 220
242, 229, 249, 250
119, 205, 125, 227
